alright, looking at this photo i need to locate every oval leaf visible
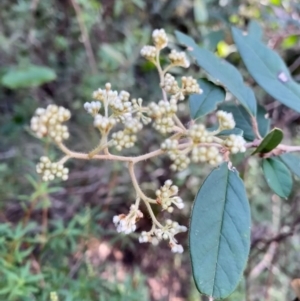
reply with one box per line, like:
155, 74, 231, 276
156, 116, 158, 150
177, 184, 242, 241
262, 158, 293, 198
175, 31, 257, 116
232, 27, 300, 113
189, 79, 226, 119
190, 162, 251, 299
1, 65, 56, 89
279, 153, 300, 178
247, 20, 263, 40
252, 128, 283, 155
217, 128, 244, 137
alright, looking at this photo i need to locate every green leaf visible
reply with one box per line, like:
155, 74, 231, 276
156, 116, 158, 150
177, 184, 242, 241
279, 153, 300, 178
257, 104, 270, 137
218, 103, 270, 141
190, 163, 251, 299
252, 128, 283, 155
1, 65, 56, 89
175, 31, 197, 50
232, 27, 300, 113
189, 79, 226, 119
262, 158, 293, 198
217, 128, 244, 137
247, 20, 263, 40
175, 31, 257, 116
203, 30, 225, 51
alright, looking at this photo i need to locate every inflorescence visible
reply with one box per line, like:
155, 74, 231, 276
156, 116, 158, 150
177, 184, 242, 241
30, 28, 247, 254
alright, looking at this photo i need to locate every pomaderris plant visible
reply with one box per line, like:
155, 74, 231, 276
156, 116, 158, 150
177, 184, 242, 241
31, 25, 300, 300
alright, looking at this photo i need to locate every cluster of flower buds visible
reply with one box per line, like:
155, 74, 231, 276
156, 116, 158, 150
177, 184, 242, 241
188, 124, 213, 144
156, 180, 184, 213
93, 114, 116, 132
152, 28, 168, 50
91, 83, 134, 129
84, 101, 101, 116
147, 99, 177, 134
140, 29, 168, 61
111, 118, 143, 151
181, 76, 202, 95
223, 134, 246, 154
139, 219, 187, 253
162, 74, 181, 96
132, 98, 151, 125
170, 154, 191, 171
111, 131, 137, 151
217, 110, 235, 130
154, 219, 187, 253
191, 146, 223, 165
162, 73, 202, 101
168, 50, 190, 68
113, 204, 143, 234
36, 156, 69, 182
30, 105, 71, 143
92, 83, 115, 102
140, 45, 157, 61
109, 90, 132, 122
160, 139, 190, 171
139, 231, 159, 245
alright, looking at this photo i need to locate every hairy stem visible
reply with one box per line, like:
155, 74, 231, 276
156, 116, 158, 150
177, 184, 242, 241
128, 162, 163, 228
251, 116, 262, 139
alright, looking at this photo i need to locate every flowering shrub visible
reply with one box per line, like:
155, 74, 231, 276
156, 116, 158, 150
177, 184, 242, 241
31, 26, 300, 300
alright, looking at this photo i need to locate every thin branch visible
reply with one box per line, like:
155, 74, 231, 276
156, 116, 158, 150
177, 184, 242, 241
251, 116, 262, 139
70, 0, 97, 74
128, 162, 163, 228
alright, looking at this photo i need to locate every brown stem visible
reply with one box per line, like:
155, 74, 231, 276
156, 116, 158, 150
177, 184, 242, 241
251, 116, 262, 139
70, 0, 97, 74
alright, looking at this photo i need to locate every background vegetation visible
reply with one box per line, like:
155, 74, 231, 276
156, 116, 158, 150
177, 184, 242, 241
0, 0, 300, 300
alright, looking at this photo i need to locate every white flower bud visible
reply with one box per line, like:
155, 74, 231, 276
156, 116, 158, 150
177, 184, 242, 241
168, 50, 190, 68
152, 29, 168, 49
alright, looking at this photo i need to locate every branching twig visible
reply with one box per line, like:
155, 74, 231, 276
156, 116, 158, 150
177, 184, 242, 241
70, 0, 97, 74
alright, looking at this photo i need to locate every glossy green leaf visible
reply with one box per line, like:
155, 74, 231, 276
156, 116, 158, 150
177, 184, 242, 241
1, 65, 56, 89
262, 158, 293, 198
175, 31, 257, 116
252, 128, 283, 155
218, 103, 270, 141
232, 27, 300, 113
279, 153, 300, 178
189, 79, 226, 119
190, 163, 251, 299
247, 20, 263, 40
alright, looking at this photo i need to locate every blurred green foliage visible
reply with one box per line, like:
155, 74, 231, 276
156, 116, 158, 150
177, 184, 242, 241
0, 0, 300, 300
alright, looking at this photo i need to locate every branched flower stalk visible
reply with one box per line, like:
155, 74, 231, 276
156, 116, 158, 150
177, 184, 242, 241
30, 29, 300, 254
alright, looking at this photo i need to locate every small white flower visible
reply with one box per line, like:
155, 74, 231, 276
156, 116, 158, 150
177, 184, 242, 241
112, 205, 143, 235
